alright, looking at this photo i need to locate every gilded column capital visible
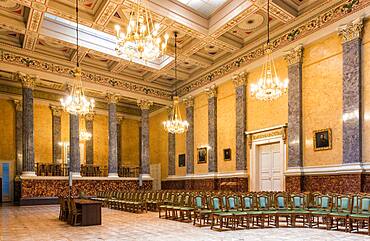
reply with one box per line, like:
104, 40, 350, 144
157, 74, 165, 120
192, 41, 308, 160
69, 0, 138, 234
116, 113, 124, 123
49, 105, 63, 117
137, 99, 153, 110
106, 92, 119, 104
85, 112, 95, 121
12, 99, 22, 112
184, 96, 194, 108
338, 18, 364, 43
14, 72, 37, 89
232, 71, 248, 88
205, 84, 217, 98
284, 45, 304, 65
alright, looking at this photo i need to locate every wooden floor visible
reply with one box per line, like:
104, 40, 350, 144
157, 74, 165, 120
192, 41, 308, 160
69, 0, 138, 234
0, 204, 369, 241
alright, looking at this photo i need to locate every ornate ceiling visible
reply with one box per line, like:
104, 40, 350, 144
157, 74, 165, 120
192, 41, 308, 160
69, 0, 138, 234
0, 0, 369, 110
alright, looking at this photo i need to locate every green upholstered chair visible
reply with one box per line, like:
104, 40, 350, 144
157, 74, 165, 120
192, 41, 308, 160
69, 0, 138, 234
290, 193, 310, 227
193, 194, 212, 227
327, 194, 352, 232
257, 194, 277, 228
310, 194, 332, 229
349, 195, 370, 235
274, 193, 293, 228
178, 193, 194, 222
158, 192, 176, 218
210, 196, 233, 231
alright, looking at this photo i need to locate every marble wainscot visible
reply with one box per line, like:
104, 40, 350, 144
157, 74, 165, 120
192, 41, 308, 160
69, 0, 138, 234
14, 176, 153, 206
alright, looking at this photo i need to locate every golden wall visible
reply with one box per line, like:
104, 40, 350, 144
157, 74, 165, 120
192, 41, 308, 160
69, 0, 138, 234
121, 118, 140, 167
216, 81, 236, 173
0, 99, 15, 161
246, 57, 288, 131
175, 103, 186, 176
149, 110, 168, 179
92, 114, 108, 166
194, 93, 209, 174
34, 104, 53, 163
363, 22, 370, 163
302, 34, 343, 166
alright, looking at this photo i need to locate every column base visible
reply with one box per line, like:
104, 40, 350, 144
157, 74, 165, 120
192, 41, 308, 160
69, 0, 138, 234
71, 172, 81, 178
108, 173, 119, 178
21, 171, 36, 177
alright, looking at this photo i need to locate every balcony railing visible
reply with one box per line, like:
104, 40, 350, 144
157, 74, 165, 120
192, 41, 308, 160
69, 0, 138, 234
35, 163, 140, 177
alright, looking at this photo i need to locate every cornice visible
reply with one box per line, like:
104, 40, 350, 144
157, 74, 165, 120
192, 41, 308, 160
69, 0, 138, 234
0, 45, 172, 100
177, 0, 369, 96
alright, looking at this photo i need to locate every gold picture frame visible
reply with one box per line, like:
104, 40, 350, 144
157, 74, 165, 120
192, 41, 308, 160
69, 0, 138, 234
197, 147, 207, 164
313, 128, 332, 151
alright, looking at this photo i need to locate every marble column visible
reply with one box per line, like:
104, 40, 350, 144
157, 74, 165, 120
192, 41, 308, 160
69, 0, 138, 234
284, 45, 304, 167
338, 18, 364, 164
16, 72, 37, 176
137, 99, 153, 176
184, 96, 194, 175
106, 93, 119, 177
85, 112, 95, 165
70, 114, 80, 176
232, 72, 247, 171
167, 107, 176, 176
50, 105, 63, 164
13, 100, 22, 176
116, 114, 124, 168
206, 85, 218, 173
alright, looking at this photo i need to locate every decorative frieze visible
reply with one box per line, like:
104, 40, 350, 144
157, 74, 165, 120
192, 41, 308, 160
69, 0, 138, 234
284, 45, 304, 65
338, 18, 364, 43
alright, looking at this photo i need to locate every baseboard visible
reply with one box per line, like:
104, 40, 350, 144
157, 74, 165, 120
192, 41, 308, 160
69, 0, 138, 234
19, 197, 59, 206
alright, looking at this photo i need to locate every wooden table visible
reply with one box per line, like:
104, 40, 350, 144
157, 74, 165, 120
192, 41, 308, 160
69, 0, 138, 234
74, 199, 102, 226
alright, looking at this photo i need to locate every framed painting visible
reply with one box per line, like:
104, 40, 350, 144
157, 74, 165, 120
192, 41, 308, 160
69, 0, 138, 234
197, 147, 207, 164
223, 148, 231, 161
178, 154, 185, 167
313, 128, 332, 151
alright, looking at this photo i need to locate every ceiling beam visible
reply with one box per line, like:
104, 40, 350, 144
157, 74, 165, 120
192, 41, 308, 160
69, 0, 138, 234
23, 1, 48, 50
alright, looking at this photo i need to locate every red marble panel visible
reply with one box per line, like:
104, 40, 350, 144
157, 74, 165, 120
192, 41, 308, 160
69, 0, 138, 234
20, 179, 152, 198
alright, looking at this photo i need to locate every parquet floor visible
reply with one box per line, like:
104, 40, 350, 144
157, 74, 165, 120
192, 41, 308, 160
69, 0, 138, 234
1, 205, 369, 241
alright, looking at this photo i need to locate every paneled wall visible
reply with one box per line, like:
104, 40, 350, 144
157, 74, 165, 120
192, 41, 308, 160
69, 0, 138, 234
0, 99, 15, 161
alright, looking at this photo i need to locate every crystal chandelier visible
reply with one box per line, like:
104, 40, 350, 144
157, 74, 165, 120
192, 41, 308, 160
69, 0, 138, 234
114, 0, 169, 61
250, 0, 288, 101
60, 0, 95, 115
79, 116, 92, 141
163, 32, 189, 134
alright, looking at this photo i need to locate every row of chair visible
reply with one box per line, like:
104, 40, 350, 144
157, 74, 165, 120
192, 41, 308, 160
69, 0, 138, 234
90, 190, 370, 235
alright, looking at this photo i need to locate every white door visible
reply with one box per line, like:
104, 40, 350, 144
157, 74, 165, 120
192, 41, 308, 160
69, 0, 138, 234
258, 143, 282, 191
150, 163, 161, 190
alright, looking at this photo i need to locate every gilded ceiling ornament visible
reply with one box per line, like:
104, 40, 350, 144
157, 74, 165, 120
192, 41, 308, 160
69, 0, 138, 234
49, 105, 63, 117
137, 99, 153, 110
338, 17, 364, 43
205, 84, 217, 98
184, 96, 194, 108
14, 72, 37, 89
105, 92, 119, 104
12, 99, 22, 112
284, 45, 304, 65
232, 71, 248, 88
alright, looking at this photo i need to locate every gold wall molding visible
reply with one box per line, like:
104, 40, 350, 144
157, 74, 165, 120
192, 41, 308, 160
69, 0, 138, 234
137, 99, 153, 110
232, 71, 248, 88
49, 105, 63, 117
247, 125, 288, 148
284, 45, 304, 65
205, 84, 217, 98
85, 112, 96, 121
338, 17, 364, 43
14, 71, 38, 89
105, 92, 120, 104
12, 99, 22, 112
184, 96, 194, 108
177, 0, 368, 96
